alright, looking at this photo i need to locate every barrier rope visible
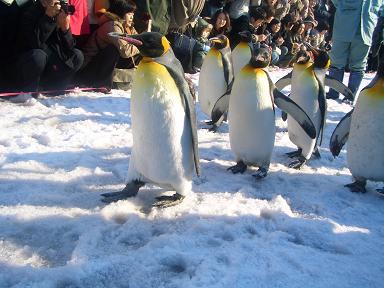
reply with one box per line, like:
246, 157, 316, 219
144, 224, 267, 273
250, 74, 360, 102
0, 87, 109, 97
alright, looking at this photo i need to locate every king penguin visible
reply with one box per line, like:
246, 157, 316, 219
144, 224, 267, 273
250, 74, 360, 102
330, 58, 384, 193
198, 35, 234, 131
232, 31, 255, 77
275, 44, 354, 101
280, 49, 328, 169
101, 32, 200, 207
228, 45, 316, 178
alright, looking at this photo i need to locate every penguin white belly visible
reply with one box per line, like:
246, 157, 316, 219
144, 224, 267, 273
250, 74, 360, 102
232, 43, 252, 77
288, 69, 320, 158
229, 68, 275, 166
348, 92, 384, 181
127, 61, 193, 195
198, 49, 227, 116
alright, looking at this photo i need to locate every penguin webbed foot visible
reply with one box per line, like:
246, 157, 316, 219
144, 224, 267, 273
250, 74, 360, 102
376, 188, 384, 195
345, 180, 367, 193
252, 167, 268, 179
153, 193, 185, 208
288, 156, 307, 169
286, 149, 303, 158
341, 97, 354, 105
281, 111, 288, 121
101, 180, 144, 203
227, 161, 247, 174
208, 124, 219, 132
311, 148, 321, 159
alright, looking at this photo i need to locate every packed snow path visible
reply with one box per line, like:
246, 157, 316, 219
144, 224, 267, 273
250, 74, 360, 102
0, 70, 383, 288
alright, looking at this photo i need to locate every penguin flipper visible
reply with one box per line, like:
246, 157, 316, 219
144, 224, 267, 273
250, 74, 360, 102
329, 109, 353, 157
211, 92, 230, 125
324, 75, 354, 100
220, 46, 234, 87
275, 72, 292, 91
316, 76, 327, 146
273, 88, 317, 140
155, 50, 201, 177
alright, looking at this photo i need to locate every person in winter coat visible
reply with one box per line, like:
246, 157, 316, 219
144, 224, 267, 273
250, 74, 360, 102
209, 9, 231, 37
11, 0, 84, 92
193, 17, 213, 72
327, 0, 383, 102
77, 0, 139, 90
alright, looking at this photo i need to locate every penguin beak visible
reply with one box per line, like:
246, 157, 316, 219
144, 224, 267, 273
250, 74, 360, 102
304, 42, 319, 57
256, 54, 266, 62
122, 37, 143, 47
297, 56, 308, 63
209, 37, 222, 45
238, 31, 248, 37
108, 32, 143, 46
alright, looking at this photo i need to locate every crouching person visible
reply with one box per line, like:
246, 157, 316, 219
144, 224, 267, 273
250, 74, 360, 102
12, 0, 84, 93
76, 0, 140, 90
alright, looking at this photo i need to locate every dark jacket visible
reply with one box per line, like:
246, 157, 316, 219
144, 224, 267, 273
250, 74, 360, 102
17, 0, 77, 69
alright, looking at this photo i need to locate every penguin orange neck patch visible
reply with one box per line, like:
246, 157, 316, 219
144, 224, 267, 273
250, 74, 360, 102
161, 37, 170, 55
366, 78, 384, 99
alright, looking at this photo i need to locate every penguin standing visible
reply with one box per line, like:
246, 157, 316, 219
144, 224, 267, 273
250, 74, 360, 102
330, 59, 384, 193
101, 32, 200, 207
232, 31, 254, 77
228, 46, 316, 178
198, 35, 234, 131
275, 45, 354, 101
277, 49, 328, 169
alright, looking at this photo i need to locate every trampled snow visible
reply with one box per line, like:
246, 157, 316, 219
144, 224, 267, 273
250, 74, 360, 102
0, 69, 383, 288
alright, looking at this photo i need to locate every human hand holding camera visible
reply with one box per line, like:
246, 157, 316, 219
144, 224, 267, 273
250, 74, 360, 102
43, 0, 61, 18
57, 10, 70, 32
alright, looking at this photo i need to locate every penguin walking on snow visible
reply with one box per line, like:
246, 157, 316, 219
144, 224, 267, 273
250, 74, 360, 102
198, 35, 234, 131
330, 58, 384, 193
228, 45, 316, 178
101, 32, 200, 207
275, 44, 354, 101
278, 48, 328, 169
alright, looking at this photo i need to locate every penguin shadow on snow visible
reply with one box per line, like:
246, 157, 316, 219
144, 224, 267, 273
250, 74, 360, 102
0, 148, 132, 209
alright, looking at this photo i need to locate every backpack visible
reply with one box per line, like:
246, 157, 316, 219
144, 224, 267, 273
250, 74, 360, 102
168, 32, 198, 74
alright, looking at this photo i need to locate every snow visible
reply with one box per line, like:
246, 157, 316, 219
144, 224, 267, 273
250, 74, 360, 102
0, 69, 383, 288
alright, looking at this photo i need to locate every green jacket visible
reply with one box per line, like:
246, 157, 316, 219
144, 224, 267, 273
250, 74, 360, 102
139, 0, 205, 35
332, 0, 383, 45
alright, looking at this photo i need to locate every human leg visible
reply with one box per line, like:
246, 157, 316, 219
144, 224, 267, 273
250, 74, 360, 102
347, 37, 370, 100
76, 45, 120, 89
13, 49, 48, 92
327, 40, 350, 99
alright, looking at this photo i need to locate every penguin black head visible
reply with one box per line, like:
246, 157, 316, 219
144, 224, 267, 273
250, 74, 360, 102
209, 35, 230, 50
294, 49, 311, 65
122, 32, 170, 58
238, 31, 253, 43
249, 44, 271, 68
304, 43, 330, 69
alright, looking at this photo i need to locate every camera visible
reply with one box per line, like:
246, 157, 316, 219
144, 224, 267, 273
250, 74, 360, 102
60, 0, 75, 15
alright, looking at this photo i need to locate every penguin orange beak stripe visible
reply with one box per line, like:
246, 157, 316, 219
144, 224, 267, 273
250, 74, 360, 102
121, 36, 143, 46
209, 38, 222, 44
304, 42, 319, 57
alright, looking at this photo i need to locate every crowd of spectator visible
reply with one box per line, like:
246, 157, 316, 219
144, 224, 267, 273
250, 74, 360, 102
0, 0, 383, 100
